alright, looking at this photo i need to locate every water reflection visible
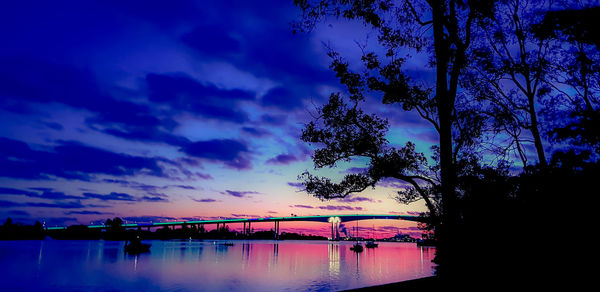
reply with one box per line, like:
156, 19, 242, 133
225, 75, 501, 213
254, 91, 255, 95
37, 241, 43, 268
103, 243, 121, 263
354, 247, 360, 280
328, 243, 340, 279
0, 240, 436, 291
270, 243, 278, 271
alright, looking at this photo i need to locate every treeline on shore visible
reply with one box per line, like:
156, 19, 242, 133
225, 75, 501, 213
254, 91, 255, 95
0, 218, 45, 240
0, 217, 327, 241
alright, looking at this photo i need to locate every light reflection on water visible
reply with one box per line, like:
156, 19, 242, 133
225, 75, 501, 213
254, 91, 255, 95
0, 240, 435, 291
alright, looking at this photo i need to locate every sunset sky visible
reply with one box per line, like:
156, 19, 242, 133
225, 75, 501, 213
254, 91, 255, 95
0, 1, 437, 238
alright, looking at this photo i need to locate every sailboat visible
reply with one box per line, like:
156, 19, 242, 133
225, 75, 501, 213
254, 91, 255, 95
349, 221, 363, 252
365, 224, 378, 248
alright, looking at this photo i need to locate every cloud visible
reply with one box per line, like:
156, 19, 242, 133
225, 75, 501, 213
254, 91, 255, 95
181, 25, 241, 57
140, 195, 169, 202
241, 127, 271, 137
0, 200, 20, 207
43, 122, 63, 130
44, 217, 80, 226
260, 87, 303, 110
173, 185, 198, 190
6, 210, 30, 217
287, 182, 305, 191
145, 73, 254, 124
317, 205, 364, 211
342, 167, 369, 174
334, 196, 376, 203
0, 137, 166, 181
260, 114, 287, 125
266, 154, 299, 165
28, 188, 85, 200
121, 216, 177, 223
98, 126, 190, 147
0, 187, 39, 197
0, 199, 85, 209
194, 173, 214, 180
81, 192, 135, 201
376, 177, 410, 189
230, 213, 261, 218
82, 192, 167, 202
290, 204, 314, 209
65, 210, 114, 215
221, 190, 259, 198
0, 57, 182, 146
192, 198, 219, 203
180, 139, 251, 170
237, 25, 335, 86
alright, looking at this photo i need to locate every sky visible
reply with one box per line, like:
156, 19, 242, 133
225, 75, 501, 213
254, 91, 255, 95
0, 0, 436, 238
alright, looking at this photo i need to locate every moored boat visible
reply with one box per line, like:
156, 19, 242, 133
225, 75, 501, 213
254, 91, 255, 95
125, 236, 151, 254
350, 242, 364, 252
365, 240, 378, 248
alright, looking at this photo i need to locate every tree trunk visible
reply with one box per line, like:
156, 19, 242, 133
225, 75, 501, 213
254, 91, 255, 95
528, 93, 547, 167
431, 0, 460, 281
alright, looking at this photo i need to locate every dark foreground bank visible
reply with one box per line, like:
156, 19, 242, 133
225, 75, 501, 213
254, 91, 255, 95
342, 277, 441, 291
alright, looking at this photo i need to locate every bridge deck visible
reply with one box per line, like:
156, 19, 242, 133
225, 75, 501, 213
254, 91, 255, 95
46, 214, 423, 230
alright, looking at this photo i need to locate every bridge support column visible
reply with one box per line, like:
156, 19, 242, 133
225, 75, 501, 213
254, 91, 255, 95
247, 222, 251, 236
274, 221, 280, 240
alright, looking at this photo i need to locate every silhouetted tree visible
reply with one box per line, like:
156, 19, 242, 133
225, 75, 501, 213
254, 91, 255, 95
104, 217, 124, 239
464, 0, 557, 167
0, 218, 46, 240
535, 5, 600, 154
294, 0, 497, 283
3, 217, 14, 228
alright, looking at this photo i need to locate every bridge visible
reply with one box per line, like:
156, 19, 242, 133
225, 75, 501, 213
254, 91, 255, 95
46, 214, 424, 240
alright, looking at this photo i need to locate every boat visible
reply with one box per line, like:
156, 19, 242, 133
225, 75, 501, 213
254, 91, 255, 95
365, 225, 378, 248
349, 220, 363, 252
350, 242, 364, 252
125, 236, 151, 254
365, 240, 378, 248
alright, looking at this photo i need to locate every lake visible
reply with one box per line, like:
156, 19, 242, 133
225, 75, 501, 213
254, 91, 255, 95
0, 240, 436, 291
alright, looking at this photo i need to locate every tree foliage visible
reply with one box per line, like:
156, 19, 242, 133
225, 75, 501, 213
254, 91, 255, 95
535, 5, 600, 153
463, 0, 556, 167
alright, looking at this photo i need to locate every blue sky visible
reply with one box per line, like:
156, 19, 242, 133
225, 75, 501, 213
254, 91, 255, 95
0, 0, 435, 236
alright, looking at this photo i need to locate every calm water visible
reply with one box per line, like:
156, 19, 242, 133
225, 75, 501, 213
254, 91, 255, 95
0, 240, 436, 291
